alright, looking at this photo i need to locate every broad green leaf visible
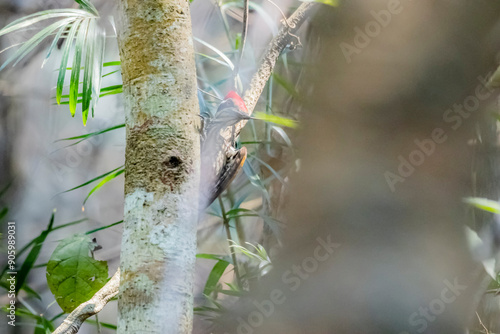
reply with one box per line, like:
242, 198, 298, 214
83, 167, 125, 205
16, 211, 55, 293
0, 207, 7, 221
464, 197, 500, 214
216, 289, 242, 297
69, 18, 90, 117
46, 234, 108, 313
253, 111, 297, 129
204, 260, 230, 295
57, 20, 82, 104
60, 165, 124, 194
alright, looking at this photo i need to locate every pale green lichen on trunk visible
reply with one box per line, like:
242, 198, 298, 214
116, 0, 200, 333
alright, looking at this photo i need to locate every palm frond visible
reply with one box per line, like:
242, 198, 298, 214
0, 5, 106, 125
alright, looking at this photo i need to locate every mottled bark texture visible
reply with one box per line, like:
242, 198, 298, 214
116, 0, 200, 333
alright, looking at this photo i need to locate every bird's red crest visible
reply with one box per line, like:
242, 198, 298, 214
224, 91, 248, 113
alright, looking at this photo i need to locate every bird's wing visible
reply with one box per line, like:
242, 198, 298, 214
203, 147, 247, 208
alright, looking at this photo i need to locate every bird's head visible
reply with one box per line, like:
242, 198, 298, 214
224, 91, 248, 114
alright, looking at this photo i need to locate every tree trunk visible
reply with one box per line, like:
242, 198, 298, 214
116, 0, 200, 333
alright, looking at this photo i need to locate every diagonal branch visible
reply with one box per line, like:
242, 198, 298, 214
52, 269, 120, 334
236, 2, 318, 135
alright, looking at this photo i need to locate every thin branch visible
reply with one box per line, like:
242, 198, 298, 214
52, 269, 120, 334
236, 2, 317, 136
476, 311, 490, 334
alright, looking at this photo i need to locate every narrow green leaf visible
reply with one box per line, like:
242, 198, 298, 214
91, 24, 105, 116
300, 0, 340, 7
203, 260, 230, 295
102, 69, 120, 78
42, 24, 67, 68
85, 220, 123, 235
0, 9, 92, 37
57, 84, 123, 105
59, 84, 123, 100
253, 111, 298, 129
0, 18, 72, 71
194, 37, 234, 70
69, 18, 89, 117
242, 162, 270, 205
74, 0, 99, 16
271, 125, 293, 148
248, 154, 285, 184
15, 212, 55, 293
21, 284, 42, 301
272, 72, 300, 99
51, 218, 88, 231
56, 123, 125, 146
464, 197, 500, 214
57, 20, 82, 104
103, 61, 120, 67
235, 33, 241, 50
46, 234, 108, 313
59, 165, 124, 194
196, 52, 232, 68
81, 21, 94, 124
83, 168, 125, 205
196, 253, 231, 263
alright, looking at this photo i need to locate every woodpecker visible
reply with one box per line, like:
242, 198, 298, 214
200, 91, 251, 208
